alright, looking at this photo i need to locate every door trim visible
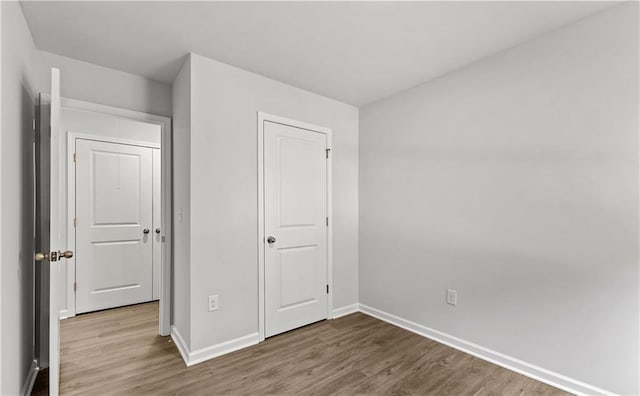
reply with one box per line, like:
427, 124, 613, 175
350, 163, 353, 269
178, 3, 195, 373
61, 98, 172, 336
257, 112, 333, 342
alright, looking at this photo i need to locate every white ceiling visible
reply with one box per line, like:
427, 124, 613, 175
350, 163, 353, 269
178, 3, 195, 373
21, 1, 616, 106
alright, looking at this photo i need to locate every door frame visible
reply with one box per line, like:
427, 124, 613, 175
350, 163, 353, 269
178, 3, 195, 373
257, 112, 333, 342
61, 98, 172, 336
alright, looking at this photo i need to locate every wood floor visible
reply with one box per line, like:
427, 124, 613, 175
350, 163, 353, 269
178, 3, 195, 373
47, 302, 568, 395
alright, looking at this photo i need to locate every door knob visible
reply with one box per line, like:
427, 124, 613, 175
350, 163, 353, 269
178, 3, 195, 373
143, 228, 150, 234
35, 250, 72, 262
58, 250, 73, 259
267, 236, 276, 244
155, 228, 161, 234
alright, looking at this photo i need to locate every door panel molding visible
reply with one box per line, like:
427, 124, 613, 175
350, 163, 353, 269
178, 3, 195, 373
257, 112, 333, 342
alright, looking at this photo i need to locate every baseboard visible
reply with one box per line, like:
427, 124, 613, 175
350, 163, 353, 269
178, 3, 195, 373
170, 326, 191, 366
332, 303, 360, 318
171, 326, 259, 367
20, 359, 39, 396
358, 304, 613, 396
59, 309, 74, 320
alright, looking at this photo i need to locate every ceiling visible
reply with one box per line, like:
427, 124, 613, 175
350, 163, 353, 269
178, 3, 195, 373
20, 1, 616, 106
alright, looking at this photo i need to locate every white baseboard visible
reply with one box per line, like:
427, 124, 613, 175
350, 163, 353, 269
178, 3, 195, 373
20, 359, 39, 396
332, 303, 360, 318
170, 326, 190, 365
358, 304, 613, 396
171, 326, 260, 367
59, 309, 74, 320
171, 304, 610, 395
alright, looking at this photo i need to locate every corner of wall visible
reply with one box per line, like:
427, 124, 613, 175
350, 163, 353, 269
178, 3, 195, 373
170, 52, 193, 352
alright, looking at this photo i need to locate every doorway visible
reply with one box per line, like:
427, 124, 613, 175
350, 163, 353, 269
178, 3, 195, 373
59, 99, 171, 332
257, 112, 333, 340
34, 71, 173, 395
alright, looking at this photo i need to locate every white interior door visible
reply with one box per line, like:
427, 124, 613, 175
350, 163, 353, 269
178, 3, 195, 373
75, 139, 153, 313
35, 68, 66, 396
264, 121, 328, 337
152, 148, 161, 300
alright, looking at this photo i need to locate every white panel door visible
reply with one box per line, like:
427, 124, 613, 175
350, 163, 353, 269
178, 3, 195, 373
152, 148, 161, 300
75, 139, 153, 313
264, 121, 328, 337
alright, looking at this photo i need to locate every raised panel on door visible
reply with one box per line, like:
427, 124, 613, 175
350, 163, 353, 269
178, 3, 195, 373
75, 139, 153, 313
264, 121, 328, 337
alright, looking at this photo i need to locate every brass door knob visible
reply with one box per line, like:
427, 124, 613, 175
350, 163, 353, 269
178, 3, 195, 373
35, 252, 49, 261
59, 250, 73, 259
35, 250, 72, 262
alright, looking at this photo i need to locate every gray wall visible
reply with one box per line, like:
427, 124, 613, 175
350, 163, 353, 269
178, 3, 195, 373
359, 4, 638, 395
1, 2, 40, 394
0, 4, 173, 393
36, 51, 172, 117
171, 56, 192, 347
174, 53, 359, 351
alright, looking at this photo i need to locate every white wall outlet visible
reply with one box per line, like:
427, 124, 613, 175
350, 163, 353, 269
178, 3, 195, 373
446, 289, 457, 306
208, 294, 219, 311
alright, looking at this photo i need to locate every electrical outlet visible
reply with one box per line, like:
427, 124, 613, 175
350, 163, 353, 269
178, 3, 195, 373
208, 295, 219, 311
446, 289, 457, 306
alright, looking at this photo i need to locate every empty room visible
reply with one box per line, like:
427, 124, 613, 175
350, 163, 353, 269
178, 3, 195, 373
1, 1, 638, 395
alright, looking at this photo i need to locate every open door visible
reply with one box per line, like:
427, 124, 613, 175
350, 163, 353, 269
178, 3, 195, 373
35, 68, 72, 395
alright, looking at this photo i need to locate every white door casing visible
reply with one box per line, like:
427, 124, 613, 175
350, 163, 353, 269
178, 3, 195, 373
152, 148, 161, 300
75, 139, 153, 313
262, 116, 331, 338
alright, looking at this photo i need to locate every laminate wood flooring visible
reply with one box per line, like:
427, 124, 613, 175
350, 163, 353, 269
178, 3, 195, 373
41, 302, 570, 395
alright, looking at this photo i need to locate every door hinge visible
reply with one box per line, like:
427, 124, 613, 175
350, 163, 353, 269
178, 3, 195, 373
74, 282, 77, 291
325, 148, 331, 159
326, 217, 329, 227
73, 152, 77, 162
326, 284, 329, 294
73, 217, 77, 227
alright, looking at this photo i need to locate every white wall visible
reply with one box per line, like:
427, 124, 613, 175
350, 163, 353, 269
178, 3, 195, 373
173, 53, 359, 352
0, 2, 40, 394
171, 57, 192, 347
359, 4, 638, 395
36, 51, 172, 117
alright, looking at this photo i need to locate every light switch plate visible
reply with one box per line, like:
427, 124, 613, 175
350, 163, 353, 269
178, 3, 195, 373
208, 295, 219, 311
446, 289, 457, 306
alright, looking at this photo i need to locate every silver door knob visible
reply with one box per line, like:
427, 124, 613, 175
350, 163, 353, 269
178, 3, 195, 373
267, 236, 276, 244
155, 228, 161, 234
143, 228, 150, 234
